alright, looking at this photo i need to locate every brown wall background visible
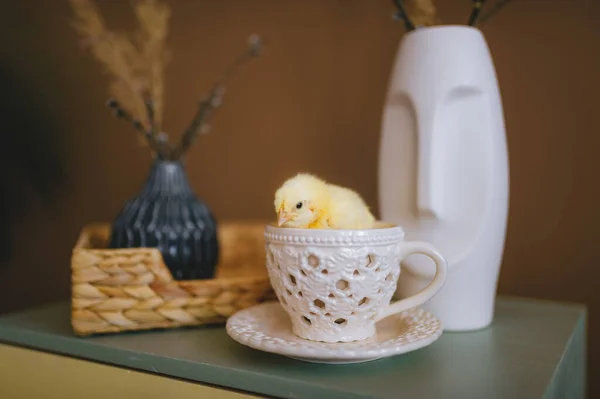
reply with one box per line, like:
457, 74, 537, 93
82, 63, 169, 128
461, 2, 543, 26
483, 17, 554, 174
1, 0, 599, 393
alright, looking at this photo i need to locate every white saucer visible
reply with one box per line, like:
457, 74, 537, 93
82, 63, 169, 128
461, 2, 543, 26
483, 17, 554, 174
226, 301, 443, 364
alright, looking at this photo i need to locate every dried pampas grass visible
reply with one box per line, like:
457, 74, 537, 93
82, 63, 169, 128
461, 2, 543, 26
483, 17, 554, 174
69, 0, 264, 161
406, 0, 441, 27
391, 0, 513, 29
134, 0, 171, 130
68, 0, 170, 135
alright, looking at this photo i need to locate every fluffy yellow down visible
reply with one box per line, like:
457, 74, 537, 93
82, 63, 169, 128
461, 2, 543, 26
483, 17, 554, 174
273, 173, 376, 229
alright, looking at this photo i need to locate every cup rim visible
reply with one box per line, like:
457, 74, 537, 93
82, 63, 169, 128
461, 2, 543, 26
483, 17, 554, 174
264, 221, 404, 237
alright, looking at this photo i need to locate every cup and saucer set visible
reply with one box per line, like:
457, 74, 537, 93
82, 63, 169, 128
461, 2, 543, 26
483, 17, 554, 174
226, 222, 448, 364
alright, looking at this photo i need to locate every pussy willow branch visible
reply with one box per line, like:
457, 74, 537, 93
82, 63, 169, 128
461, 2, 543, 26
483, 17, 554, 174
107, 98, 167, 159
144, 98, 156, 135
155, 132, 171, 157
218, 35, 263, 85
392, 0, 415, 31
478, 0, 512, 24
169, 35, 264, 160
169, 85, 224, 160
468, 0, 487, 26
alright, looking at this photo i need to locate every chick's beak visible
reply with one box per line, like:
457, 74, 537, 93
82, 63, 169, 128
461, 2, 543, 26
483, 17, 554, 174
277, 210, 290, 227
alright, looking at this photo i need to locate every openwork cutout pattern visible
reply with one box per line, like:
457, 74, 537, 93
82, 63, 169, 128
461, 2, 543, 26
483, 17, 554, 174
265, 242, 402, 343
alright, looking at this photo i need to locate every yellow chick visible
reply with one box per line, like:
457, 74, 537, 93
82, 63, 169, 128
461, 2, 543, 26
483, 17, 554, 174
274, 173, 376, 229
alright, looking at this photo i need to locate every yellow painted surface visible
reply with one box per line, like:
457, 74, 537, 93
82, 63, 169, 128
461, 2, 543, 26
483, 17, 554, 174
0, 343, 259, 399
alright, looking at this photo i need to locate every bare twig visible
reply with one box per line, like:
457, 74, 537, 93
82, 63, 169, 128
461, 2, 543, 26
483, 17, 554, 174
169, 35, 264, 160
468, 0, 487, 26
478, 0, 512, 24
392, 0, 415, 31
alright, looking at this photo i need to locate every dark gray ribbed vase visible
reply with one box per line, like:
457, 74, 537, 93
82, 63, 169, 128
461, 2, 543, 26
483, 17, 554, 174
108, 160, 219, 280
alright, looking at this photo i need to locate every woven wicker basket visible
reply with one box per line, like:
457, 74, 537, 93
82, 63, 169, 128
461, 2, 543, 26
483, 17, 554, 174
71, 221, 275, 336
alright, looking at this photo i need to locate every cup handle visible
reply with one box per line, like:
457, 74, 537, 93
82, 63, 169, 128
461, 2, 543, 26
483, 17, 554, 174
375, 241, 448, 321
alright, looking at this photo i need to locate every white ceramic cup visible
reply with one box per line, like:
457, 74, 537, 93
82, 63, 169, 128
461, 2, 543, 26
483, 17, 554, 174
264, 222, 448, 343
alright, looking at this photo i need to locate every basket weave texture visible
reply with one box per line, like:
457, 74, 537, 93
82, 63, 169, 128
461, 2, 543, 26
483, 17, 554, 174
71, 222, 274, 336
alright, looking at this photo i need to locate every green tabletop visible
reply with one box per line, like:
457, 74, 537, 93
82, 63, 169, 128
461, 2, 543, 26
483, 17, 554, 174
0, 296, 586, 399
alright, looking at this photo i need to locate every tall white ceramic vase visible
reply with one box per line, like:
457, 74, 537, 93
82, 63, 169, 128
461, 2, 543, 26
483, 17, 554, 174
378, 26, 509, 331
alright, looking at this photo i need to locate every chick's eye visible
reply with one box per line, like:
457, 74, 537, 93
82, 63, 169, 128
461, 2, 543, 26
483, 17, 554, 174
296, 202, 303, 209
